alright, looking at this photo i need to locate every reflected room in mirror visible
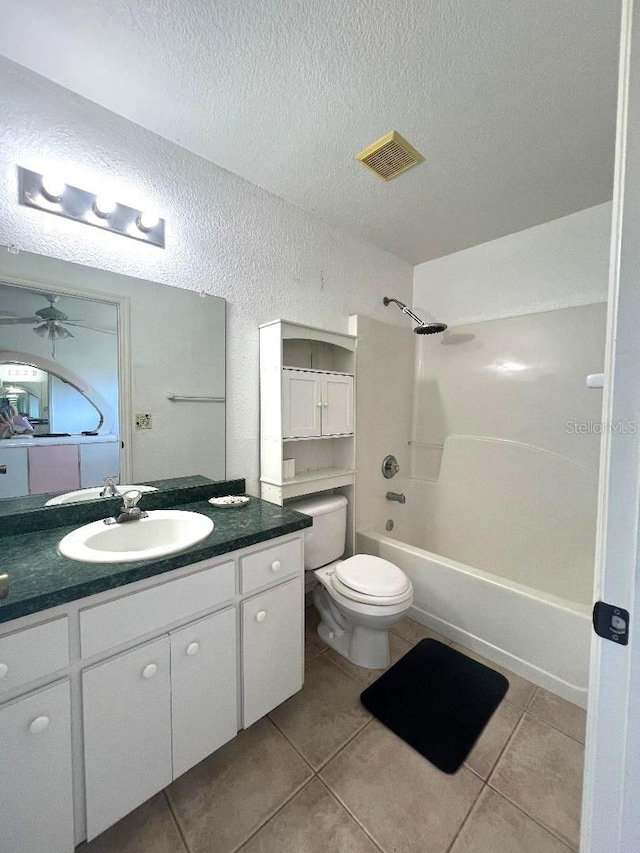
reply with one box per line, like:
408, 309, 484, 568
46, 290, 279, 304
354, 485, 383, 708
0, 282, 120, 503
0, 248, 226, 510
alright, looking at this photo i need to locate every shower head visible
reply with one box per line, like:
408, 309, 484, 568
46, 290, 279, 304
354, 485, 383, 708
382, 296, 447, 335
414, 322, 448, 335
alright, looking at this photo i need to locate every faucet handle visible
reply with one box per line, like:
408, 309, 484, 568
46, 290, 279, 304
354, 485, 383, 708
103, 475, 118, 486
122, 489, 142, 508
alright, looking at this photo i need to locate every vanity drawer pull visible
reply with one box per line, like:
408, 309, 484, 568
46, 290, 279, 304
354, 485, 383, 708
186, 642, 200, 656
240, 538, 301, 594
0, 663, 8, 680
142, 663, 158, 679
29, 715, 50, 735
256, 610, 267, 623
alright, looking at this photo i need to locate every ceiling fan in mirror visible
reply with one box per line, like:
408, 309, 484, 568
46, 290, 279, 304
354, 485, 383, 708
0, 293, 115, 358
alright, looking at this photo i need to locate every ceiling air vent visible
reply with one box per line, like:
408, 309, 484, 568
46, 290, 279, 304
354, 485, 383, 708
356, 131, 424, 181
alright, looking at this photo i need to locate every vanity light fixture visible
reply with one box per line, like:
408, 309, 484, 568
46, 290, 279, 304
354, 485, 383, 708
136, 210, 159, 232
93, 195, 117, 218
18, 166, 165, 248
40, 173, 66, 202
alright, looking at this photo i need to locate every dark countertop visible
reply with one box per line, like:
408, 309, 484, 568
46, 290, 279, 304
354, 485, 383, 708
0, 495, 312, 624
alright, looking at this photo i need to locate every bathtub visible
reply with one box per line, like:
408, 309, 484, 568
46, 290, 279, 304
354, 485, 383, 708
357, 527, 591, 708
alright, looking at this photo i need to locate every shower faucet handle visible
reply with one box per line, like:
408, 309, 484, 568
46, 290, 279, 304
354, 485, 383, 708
382, 455, 400, 479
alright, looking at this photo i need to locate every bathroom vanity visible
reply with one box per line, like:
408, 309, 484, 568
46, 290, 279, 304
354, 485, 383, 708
0, 481, 311, 851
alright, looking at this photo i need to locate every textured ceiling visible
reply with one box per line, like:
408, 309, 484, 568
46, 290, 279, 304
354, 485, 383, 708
0, 0, 620, 263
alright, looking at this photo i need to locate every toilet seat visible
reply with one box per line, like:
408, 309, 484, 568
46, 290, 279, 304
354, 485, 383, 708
335, 554, 411, 598
315, 565, 413, 615
331, 573, 414, 605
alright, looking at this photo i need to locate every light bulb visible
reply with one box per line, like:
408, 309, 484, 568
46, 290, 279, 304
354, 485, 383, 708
93, 195, 117, 218
41, 174, 66, 202
136, 210, 160, 232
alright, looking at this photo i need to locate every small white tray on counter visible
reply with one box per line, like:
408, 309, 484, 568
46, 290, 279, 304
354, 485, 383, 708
208, 495, 250, 508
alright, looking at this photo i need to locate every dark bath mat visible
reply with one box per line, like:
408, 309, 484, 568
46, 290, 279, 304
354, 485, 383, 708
360, 639, 509, 774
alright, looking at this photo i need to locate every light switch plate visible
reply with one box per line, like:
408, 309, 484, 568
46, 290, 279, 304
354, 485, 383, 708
135, 413, 152, 429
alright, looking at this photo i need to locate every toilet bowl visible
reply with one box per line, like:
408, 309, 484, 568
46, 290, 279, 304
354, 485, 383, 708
288, 494, 413, 670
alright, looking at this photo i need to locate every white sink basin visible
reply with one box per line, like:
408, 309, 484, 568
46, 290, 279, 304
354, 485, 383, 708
58, 510, 214, 563
46, 484, 158, 507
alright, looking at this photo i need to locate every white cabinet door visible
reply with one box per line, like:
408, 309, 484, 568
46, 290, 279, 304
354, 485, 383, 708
321, 374, 354, 436
282, 369, 322, 438
242, 576, 303, 727
171, 608, 238, 779
0, 446, 28, 499
83, 637, 172, 841
0, 681, 74, 853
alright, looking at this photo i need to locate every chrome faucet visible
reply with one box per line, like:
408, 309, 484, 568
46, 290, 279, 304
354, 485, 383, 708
100, 476, 119, 498
104, 489, 148, 524
386, 491, 406, 504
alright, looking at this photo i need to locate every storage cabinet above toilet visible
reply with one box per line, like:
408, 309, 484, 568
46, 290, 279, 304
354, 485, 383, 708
259, 320, 356, 504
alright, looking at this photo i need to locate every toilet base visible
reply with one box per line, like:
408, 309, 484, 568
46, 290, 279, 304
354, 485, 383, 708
313, 585, 403, 669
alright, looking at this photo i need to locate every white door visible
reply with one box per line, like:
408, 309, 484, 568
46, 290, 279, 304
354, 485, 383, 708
242, 576, 303, 727
171, 608, 238, 779
282, 369, 321, 438
83, 637, 172, 840
321, 374, 354, 436
581, 2, 640, 849
0, 681, 74, 853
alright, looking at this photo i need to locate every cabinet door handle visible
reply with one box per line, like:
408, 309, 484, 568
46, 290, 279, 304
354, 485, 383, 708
0, 662, 8, 680
317, 401, 322, 407
142, 663, 158, 679
256, 610, 267, 623
323, 402, 328, 407
29, 715, 50, 734
186, 642, 200, 656
271, 560, 281, 572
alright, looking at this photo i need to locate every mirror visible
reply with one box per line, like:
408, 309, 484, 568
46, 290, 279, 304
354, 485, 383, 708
0, 247, 226, 510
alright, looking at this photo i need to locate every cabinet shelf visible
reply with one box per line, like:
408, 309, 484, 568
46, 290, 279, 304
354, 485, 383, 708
261, 467, 356, 500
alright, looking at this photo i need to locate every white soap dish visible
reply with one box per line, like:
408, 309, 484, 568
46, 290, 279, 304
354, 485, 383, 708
208, 495, 250, 508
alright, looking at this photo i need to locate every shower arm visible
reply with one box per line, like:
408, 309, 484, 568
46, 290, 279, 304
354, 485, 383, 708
383, 296, 425, 326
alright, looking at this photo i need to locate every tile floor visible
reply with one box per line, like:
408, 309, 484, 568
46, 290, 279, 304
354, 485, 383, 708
77, 611, 586, 853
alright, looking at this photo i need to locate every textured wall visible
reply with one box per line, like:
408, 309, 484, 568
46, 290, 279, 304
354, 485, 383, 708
413, 203, 611, 325
0, 58, 412, 493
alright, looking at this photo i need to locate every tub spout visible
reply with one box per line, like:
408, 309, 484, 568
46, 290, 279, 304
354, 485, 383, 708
386, 491, 406, 504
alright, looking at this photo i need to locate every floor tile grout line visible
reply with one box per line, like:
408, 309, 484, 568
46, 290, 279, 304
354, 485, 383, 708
266, 712, 319, 775
317, 772, 394, 853
485, 782, 578, 851
314, 776, 387, 853
163, 789, 192, 853
315, 717, 373, 773
523, 707, 586, 746
443, 778, 488, 853
485, 710, 527, 788
231, 775, 317, 853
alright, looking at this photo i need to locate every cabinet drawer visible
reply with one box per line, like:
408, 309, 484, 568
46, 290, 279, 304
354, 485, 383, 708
240, 538, 302, 593
0, 618, 68, 695
80, 560, 235, 658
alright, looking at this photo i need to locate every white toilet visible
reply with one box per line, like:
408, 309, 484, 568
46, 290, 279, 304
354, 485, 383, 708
289, 494, 413, 669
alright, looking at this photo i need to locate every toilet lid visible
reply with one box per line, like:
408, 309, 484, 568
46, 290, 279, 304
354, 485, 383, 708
335, 555, 410, 597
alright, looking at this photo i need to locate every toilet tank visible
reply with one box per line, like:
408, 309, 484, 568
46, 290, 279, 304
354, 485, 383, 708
288, 494, 347, 570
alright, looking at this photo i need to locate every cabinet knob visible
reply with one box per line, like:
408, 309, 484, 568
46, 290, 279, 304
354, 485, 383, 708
0, 662, 8, 680
317, 401, 322, 407
186, 642, 200, 656
142, 663, 158, 679
29, 715, 50, 734
256, 610, 267, 623
271, 560, 281, 572
323, 402, 328, 407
